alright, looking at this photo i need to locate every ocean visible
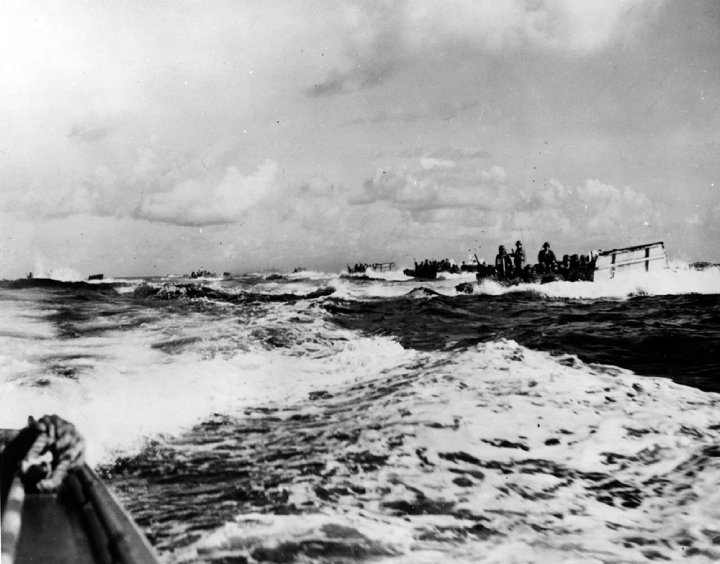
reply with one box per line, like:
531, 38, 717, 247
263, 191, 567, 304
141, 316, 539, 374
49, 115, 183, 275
1, 265, 720, 563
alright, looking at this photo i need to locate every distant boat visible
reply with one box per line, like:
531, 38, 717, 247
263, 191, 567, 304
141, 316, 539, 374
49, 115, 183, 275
189, 269, 216, 279
404, 259, 460, 280
346, 262, 396, 274
87, 274, 104, 281
690, 261, 720, 271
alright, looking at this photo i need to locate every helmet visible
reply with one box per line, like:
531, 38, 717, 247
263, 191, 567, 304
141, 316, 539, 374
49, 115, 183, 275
499, 245, 505, 252
515, 241, 522, 246
543, 242, 550, 249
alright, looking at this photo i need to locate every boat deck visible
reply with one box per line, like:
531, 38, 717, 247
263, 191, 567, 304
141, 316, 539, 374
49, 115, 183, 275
1, 429, 159, 564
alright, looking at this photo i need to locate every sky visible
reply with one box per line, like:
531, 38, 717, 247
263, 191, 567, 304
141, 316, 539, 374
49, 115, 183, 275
1, 0, 719, 277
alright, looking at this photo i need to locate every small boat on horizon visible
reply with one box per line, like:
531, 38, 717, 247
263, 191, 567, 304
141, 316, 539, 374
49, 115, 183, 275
403, 259, 461, 280
189, 268, 216, 279
346, 262, 396, 274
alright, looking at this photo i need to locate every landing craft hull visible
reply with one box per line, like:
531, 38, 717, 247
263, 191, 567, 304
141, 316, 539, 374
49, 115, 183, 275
403, 268, 438, 280
593, 241, 668, 281
1, 429, 159, 564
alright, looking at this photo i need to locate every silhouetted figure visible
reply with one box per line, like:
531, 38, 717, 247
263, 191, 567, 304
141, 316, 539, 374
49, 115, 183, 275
537, 242, 557, 274
511, 241, 525, 275
495, 245, 513, 280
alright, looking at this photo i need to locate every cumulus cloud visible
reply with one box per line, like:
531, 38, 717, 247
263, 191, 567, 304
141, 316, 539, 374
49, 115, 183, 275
480, 165, 508, 183
510, 177, 658, 251
419, 156, 456, 170
7, 155, 281, 228
350, 151, 660, 256
351, 160, 509, 216
137, 159, 280, 226
351, 168, 440, 210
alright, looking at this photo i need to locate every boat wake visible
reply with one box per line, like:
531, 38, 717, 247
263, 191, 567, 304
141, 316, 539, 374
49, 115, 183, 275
2, 264, 719, 562
102, 341, 720, 563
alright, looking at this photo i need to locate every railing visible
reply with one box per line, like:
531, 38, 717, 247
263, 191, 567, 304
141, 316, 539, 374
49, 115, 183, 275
369, 262, 395, 272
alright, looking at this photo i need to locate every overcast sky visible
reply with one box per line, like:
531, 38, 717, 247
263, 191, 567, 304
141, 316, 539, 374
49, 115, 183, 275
1, 0, 719, 277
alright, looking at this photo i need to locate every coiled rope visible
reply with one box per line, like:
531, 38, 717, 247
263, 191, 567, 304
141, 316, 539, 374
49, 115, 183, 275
1, 416, 85, 564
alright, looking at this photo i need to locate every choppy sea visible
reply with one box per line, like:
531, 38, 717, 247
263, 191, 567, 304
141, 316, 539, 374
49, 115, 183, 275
1, 264, 720, 563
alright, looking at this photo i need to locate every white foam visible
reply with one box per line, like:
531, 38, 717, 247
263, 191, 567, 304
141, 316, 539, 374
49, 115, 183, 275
3, 278, 719, 562
29, 262, 83, 281
0, 297, 413, 465
468, 263, 720, 299
169, 340, 720, 563
342, 268, 412, 282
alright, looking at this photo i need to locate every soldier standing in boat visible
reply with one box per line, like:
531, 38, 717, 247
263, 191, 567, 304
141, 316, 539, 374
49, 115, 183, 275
537, 242, 557, 274
511, 241, 525, 276
495, 245, 513, 280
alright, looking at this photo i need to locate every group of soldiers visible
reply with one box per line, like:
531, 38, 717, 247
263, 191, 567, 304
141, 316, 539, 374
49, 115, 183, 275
189, 268, 216, 279
493, 241, 596, 282
407, 258, 462, 278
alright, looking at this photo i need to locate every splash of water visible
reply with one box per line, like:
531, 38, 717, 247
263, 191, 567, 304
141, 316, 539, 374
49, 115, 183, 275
471, 263, 720, 300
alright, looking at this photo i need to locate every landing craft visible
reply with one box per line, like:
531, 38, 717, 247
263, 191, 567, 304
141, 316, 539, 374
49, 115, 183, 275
1, 421, 160, 564
404, 259, 460, 280
460, 241, 668, 292
346, 262, 396, 275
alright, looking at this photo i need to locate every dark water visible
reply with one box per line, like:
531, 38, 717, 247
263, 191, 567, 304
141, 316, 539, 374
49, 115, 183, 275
326, 292, 720, 393
4, 277, 719, 392
3, 273, 720, 563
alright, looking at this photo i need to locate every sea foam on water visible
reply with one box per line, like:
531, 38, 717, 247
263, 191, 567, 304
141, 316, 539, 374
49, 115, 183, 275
169, 341, 720, 563
1, 265, 719, 562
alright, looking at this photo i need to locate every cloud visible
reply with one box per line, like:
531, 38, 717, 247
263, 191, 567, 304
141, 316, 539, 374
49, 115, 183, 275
351, 160, 509, 216
310, 0, 664, 96
419, 156, 456, 170
399, 147, 491, 160
350, 168, 440, 211
6, 156, 282, 228
137, 159, 280, 226
350, 153, 661, 257
307, 3, 407, 97
510, 177, 658, 250
480, 165, 507, 183
69, 122, 112, 143
429, 148, 491, 160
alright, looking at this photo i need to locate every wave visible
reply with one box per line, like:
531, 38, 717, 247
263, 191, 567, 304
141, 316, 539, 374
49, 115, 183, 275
0, 288, 413, 465
130, 281, 336, 304
241, 263, 720, 303
0, 277, 125, 292
101, 340, 720, 563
